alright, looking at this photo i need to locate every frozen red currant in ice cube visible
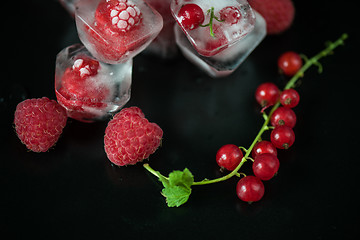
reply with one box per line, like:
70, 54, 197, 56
177, 4, 205, 30
219, 6, 241, 25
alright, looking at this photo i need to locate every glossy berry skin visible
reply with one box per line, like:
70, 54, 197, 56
236, 176, 265, 203
252, 153, 280, 181
255, 82, 280, 107
252, 140, 277, 158
271, 125, 295, 149
177, 4, 204, 30
278, 51, 303, 76
280, 89, 300, 108
270, 106, 297, 128
216, 144, 243, 171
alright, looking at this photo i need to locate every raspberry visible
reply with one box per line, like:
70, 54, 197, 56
56, 56, 111, 121
14, 97, 68, 152
95, 0, 142, 34
104, 107, 163, 166
248, 0, 295, 34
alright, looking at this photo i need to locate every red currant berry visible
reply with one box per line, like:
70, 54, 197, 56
177, 4, 205, 30
271, 125, 295, 149
252, 140, 277, 158
270, 106, 297, 128
280, 89, 300, 108
236, 176, 265, 203
219, 6, 241, 25
216, 144, 243, 171
252, 153, 280, 181
278, 51, 303, 76
255, 82, 280, 107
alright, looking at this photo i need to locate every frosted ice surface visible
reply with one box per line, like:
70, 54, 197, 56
55, 44, 133, 122
171, 0, 256, 57
175, 11, 266, 78
75, 0, 163, 64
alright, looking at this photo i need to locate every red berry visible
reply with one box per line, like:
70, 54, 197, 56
280, 89, 300, 108
56, 56, 111, 121
177, 4, 204, 30
95, 0, 142, 34
202, 24, 228, 56
104, 107, 163, 166
278, 51, 303, 76
248, 0, 295, 35
219, 6, 241, 25
252, 140, 277, 158
216, 144, 243, 171
252, 153, 280, 181
255, 82, 280, 107
14, 97, 68, 152
271, 125, 295, 149
236, 176, 265, 203
270, 106, 297, 128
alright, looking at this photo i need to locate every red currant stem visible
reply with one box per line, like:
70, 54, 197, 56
192, 33, 348, 186
143, 163, 169, 181
143, 33, 348, 187
199, 7, 224, 38
283, 33, 348, 91
239, 146, 248, 152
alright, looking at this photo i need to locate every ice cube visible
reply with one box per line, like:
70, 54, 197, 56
170, 0, 256, 57
75, 0, 163, 64
174, 11, 266, 78
145, 0, 178, 58
55, 44, 133, 122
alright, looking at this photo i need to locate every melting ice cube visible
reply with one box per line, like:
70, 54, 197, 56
55, 43, 133, 122
174, 11, 266, 77
75, 0, 163, 64
171, 0, 256, 57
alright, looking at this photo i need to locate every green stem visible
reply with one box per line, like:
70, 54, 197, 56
143, 163, 168, 180
199, 7, 224, 38
143, 33, 348, 187
284, 33, 348, 90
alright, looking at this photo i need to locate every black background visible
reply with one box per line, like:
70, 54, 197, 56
1, 0, 359, 239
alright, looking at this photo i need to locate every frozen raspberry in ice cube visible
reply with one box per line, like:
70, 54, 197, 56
95, 0, 142, 33
75, 0, 163, 64
55, 44, 133, 122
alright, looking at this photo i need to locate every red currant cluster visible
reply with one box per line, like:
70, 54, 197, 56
144, 34, 347, 207
216, 51, 302, 203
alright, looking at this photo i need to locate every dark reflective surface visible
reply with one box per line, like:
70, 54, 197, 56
1, 1, 358, 239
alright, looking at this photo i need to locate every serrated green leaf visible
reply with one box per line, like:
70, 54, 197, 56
158, 168, 194, 207
162, 185, 192, 207
168, 168, 193, 189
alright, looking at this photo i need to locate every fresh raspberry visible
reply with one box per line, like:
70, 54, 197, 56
56, 56, 110, 121
95, 0, 142, 34
104, 107, 163, 166
14, 97, 67, 152
248, 0, 295, 34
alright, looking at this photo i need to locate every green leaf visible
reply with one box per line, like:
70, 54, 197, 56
158, 168, 194, 207
162, 185, 191, 207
